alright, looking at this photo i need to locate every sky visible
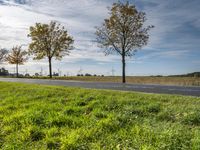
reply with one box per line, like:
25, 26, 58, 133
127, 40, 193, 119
0, 0, 199, 76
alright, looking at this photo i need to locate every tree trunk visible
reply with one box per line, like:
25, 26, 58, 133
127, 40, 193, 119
48, 57, 52, 78
122, 54, 126, 83
16, 63, 18, 78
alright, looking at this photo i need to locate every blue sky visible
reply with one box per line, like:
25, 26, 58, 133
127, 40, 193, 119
0, 0, 199, 76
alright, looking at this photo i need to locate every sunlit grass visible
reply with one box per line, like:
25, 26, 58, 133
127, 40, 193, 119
0, 82, 200, 149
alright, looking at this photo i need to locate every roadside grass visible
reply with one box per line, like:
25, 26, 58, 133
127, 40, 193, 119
0, 82, 200, 149
27, 76, 200, 86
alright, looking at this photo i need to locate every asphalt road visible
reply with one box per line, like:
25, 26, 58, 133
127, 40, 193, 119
0, 78, 200, 97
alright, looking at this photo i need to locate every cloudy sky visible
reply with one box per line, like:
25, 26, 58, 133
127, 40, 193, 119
0, 0, 199, 76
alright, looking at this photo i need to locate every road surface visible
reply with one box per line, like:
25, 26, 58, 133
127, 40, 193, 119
0, 78, 200, 97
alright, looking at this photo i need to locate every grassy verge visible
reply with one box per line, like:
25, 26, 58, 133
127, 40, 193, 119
0, 82, 200, 149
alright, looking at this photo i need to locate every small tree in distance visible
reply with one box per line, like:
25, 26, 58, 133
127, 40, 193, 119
95, 2, 154, 83
0, 48, 8, 63
28, 21, 74, 78
6, 46, 27, 77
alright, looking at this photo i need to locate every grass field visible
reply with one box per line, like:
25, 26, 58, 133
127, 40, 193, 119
0, 82, 200, 149
27, 76, 200, 86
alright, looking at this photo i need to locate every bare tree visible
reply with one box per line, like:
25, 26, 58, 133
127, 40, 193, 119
0, 48, 8, 63
28, 21, 74, 78
95, 2, 154, 83
6, 46, 27, 77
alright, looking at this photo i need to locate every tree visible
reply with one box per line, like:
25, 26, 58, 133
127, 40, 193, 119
0, 67, 9, 76
28, 21, 74, 78
6, 46, 27, 77
95, 2, 154, 83
0, 48, 8, 63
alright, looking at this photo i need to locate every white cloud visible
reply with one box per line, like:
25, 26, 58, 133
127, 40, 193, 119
0, 0, 199, 75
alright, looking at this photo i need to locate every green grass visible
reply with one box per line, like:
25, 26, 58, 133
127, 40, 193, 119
0, 82, 200, 149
